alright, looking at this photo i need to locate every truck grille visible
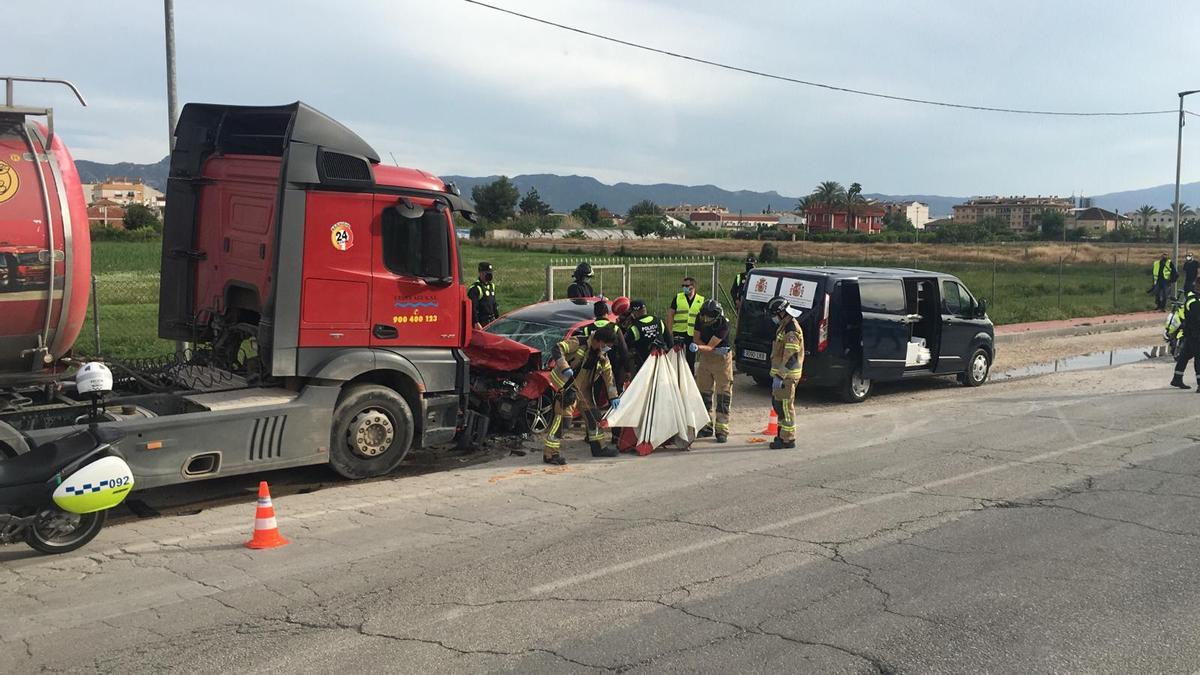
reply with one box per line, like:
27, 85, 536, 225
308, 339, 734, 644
320, 151, 372, 182
249, 415, 287, 461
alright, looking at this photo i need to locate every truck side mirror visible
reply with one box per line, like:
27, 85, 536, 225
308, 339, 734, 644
419, 209, 453, 286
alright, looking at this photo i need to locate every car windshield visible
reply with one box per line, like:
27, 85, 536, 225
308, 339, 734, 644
486, 317, 565, 362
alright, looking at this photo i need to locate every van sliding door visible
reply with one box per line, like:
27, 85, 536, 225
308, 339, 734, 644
857, 278, 909, 380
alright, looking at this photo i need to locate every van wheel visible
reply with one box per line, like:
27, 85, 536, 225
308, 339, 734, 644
330, 384, 415, 479
839, 367, 872, 403
959, 348, 990, 387
752, 373, 774, 388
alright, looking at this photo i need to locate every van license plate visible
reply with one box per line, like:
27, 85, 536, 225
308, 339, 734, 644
743, 349, 767, 361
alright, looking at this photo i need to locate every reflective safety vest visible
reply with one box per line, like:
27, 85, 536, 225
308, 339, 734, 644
579, 318, 614, 337
671, 292, 705, 335
770, 318, 805, 379
1154, 258, 1174, 282
467, 281, 498, 324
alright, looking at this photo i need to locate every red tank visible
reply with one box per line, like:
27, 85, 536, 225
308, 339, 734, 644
0, 78, 90, 377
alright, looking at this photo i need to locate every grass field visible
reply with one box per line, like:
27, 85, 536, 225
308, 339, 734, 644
81, 240, 1161, 361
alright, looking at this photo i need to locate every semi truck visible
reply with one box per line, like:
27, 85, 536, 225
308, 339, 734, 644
1, 85, 505, 489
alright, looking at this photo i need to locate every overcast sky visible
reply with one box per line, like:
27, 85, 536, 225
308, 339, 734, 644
9, 0, 1200, 197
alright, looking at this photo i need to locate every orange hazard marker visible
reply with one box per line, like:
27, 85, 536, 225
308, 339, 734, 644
762, 409, 778, 436
244, 481, 289, 549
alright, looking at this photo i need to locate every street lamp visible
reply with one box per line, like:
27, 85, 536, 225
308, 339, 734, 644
1173, 89, 1200, 291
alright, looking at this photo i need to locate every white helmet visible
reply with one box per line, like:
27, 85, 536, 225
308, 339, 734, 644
75, 362, 113, 395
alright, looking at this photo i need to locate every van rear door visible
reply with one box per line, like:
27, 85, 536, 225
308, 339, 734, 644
857, 277, 909, 380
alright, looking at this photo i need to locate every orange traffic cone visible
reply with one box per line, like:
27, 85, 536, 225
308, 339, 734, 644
245, 481, 289, 549
762, 409, 778, 436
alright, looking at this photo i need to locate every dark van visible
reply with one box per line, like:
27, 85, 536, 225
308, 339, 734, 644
735, 267, 994, 402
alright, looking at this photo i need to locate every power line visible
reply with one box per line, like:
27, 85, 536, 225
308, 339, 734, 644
463, 0, 1181, 118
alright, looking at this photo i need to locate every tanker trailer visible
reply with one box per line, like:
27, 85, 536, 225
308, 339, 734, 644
0, 77, 90, 381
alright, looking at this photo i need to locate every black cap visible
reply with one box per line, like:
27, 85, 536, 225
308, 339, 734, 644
479, 262, 494, 272
629, 299, 646, 312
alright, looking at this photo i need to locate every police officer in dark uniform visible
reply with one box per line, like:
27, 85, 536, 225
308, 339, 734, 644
619, 299, 668, 372
467, 262, 499, 328
731, 255, 756, 309
1170, 290, 1200, 390
566, 262, 595, 298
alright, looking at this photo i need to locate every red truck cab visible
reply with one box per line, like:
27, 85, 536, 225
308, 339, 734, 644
158, 103, 476, 475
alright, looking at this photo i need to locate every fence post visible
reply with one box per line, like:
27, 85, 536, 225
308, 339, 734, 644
91, 274, 101, 355
1058, 256, 1063, 309
1113, 254, 1118, 310
991, 258, 996, 304
544, 263, 553, 301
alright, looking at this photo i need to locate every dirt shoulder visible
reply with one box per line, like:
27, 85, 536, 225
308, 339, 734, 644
993, 325, 1161, 372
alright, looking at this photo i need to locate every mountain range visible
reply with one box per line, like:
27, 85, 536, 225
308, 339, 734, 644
73, 155, 1200, 218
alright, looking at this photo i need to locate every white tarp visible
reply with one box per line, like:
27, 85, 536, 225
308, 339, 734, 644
604, 349, 710, 450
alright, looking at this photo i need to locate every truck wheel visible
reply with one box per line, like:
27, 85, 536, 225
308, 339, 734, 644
330, 384, 415, 479
838, 367, 872, 403
958, 348, 990, 387
25, 508, 107, 555
752, 373, 774, 388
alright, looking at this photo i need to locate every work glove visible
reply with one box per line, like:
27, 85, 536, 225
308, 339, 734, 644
610, 397, 621, 410
562, 368, 574, 380
714, 346, 730, 356
688, 343, 699, 353
772, 376, 783, 391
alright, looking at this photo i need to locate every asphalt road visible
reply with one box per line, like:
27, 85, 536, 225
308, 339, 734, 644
4, 356, 1200, 673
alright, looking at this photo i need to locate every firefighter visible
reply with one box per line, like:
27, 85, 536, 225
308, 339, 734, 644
544, 325, 621, 463
1170, 289, 1200, 390
766, 296, 804, 449
731, 255, 756, 309
566, 262, 595, 298
620, 299, 668, 372
668, 276, 705, 372
466, 262, 499, 328
572, 300, 630, 394
692, 299, 733, 443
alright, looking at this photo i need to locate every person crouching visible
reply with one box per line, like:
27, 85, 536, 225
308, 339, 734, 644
544, 326, 622, 463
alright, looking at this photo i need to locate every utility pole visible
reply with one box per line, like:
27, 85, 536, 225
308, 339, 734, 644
164, 0, 179, 147
1174, 90, 1199, 296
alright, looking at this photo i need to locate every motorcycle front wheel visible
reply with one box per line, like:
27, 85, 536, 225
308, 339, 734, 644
24, 508, 107, 554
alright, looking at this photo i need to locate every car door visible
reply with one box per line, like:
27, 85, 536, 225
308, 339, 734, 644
858, 278, 909, 380
935, 278, 975, 373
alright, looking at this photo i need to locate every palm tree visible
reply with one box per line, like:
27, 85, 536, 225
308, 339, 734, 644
1137, 204, 1157, 240
844, 182, 865, 231
811, 181, 845, 206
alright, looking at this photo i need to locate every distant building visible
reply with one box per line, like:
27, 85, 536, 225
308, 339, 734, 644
1072, 207, 1130, 236
1124, 208, 1199, 231
952, 196, 1074, 233
87, 198, 126, 228
679, 210, 780, 231
881, 201, 930, 230
804, 203, 886, 233
776, 212, 807, 231
90, 178, 163, 209
664, 204, 728, 218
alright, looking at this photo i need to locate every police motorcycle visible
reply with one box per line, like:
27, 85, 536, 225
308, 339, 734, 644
0, 363, 134, 554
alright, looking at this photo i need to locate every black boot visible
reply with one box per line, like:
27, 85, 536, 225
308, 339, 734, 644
697, 425, 714, 439
716, 434, 728, 444
544, 454, 567, 465
769, 437, 795, 450
1171, 374, 1191, 389
590, 441, 618, 457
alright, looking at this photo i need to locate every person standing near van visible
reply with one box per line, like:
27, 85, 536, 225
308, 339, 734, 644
1184, 253, 1199, 294
1170, 290, 1200, 390
668, 276, 705, 371
693, 300, 733, 443
731, 256, 756, 310
1152, 253, 1175, 311
766, 297, 804, 450
544, 326, 622, 463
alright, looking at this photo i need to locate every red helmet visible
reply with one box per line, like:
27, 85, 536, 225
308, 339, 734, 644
612, 296, 631, 316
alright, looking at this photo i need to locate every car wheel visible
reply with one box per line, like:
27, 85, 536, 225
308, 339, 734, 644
329, 384, 414, 479
959, 348, 990, 387
839, 366, 871, 403
525, 391, 554, 434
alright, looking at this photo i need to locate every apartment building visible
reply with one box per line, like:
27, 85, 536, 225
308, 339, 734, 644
952, 196, 1073, 232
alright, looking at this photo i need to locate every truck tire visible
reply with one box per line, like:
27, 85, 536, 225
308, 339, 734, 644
330, 384, 415, 479
838, 366, 872, 403
958, 348, 990, 387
